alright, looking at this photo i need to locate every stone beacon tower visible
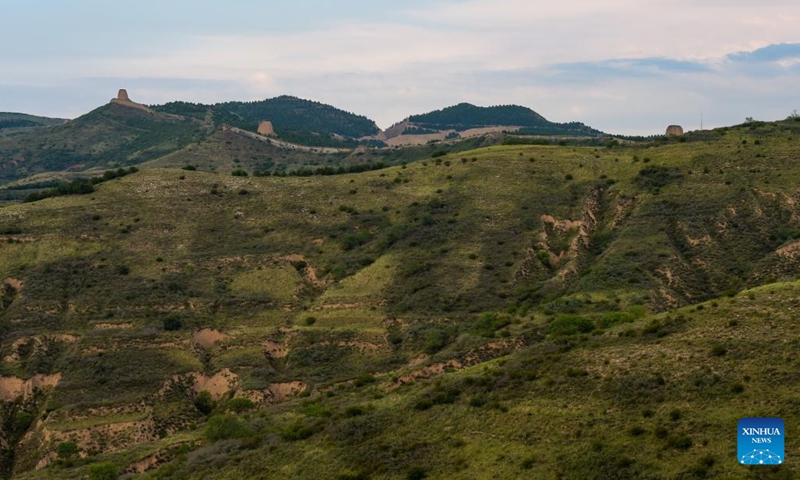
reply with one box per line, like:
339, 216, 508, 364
665, 125, 684, 136
109, 88, 152, 112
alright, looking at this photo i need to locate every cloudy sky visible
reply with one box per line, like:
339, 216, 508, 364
1, 0, 799, 135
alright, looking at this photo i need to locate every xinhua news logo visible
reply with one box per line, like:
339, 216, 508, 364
739, 418, 784, 465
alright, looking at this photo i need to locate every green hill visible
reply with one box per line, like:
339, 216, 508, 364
408, 103, 603, 136
0, 103, 202, 185
1, 118, 800, 478
0, 113, 66, 133
154, 95, 381, 145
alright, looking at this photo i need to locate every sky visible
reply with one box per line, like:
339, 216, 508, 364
1, 0, 799, 135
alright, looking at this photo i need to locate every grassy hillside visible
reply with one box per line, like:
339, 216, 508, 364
145, 129, 496, 176
1, 119, 800, 478
0, 104, 202, 185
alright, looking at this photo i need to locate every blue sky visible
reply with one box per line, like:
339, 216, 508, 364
1, 0, 799, 135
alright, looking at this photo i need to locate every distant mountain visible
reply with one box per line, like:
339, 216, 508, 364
153, 95, 381, 146
409, 103, 549, 130
385, 103, 604, 145
0, 112, 67, 133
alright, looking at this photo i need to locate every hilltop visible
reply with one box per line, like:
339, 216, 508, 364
1, 118, 800, 478
0, 113, 66, 135
385, 103, 604, 146
153, 96, 382, 148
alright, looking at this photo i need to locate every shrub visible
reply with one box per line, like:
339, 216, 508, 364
89, 462, 119, 480
415, 385, 461, 410
354, 374, 376, 387
548, 314, 594, 336
341, 231, 373, 250
629, 426, 646, 436
599, 311, 636, 328
344, 405, 366, 417
281, 421, 314, 441
304, 316, 317, 326
422, 327, 449, 354
56, 441, 79, 460
231, 169, 248, 177
205, 414, 252, 441
182, 165, 197, 171
194, 390, 215, 415
407, 467, 428, 480
163, 315, 182, 331
710, 345, 727, 357
228, 398, 256, 414
470, 313, 511, 337
667, 434, 692, 450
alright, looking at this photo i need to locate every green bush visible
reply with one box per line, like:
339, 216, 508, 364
470, 313, 511, 338
228, 398, 256, 414
667, 434, 692, 450
195, 390, 216, 415
710, 345, 727, 357
89, 462, 119, 480
548, 314, 594, 336
281, 421, 315, 441
163, 315, 182, 331
56, 441, 79, 460
422, 327, 449, 354
599, 311, 636, 329
407, 466, 428, 480
354, 374, 376, 387
341, 231, 373, 250
205, 414, 252, 441
231, 169, 249, 177
11, 411, 34, 432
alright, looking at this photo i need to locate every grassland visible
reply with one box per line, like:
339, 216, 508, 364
1, 119, 800, 478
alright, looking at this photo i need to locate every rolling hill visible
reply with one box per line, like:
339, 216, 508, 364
153, 96, 381, 148
0, 102, 202, 186
0, 117, 799, 478
385, 103, 604, 146
0, 113, 66, 134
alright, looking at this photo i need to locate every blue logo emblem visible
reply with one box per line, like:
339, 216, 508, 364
738, 418, 784, 465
